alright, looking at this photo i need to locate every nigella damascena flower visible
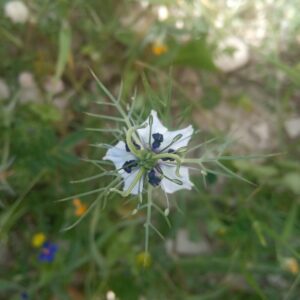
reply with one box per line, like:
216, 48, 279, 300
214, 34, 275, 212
103, 110, 194, 195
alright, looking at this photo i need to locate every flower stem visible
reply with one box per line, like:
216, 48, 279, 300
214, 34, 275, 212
145, 185, 152, 255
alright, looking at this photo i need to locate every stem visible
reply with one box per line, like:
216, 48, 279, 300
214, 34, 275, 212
90, 200, 107, 276
145, 186, 152, 255
90, 69, 133, 129
181, 158, 202, 164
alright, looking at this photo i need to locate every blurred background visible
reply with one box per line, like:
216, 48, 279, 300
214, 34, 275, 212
1, 0, 300, 299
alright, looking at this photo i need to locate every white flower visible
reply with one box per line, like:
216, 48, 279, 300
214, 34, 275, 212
4, 1, 29, 24
103, 110, 194, 195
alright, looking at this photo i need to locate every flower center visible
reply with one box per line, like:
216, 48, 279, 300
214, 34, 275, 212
138, 150, 157, 170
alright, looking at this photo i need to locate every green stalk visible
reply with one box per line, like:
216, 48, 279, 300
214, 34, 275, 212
145, 186, 152, 255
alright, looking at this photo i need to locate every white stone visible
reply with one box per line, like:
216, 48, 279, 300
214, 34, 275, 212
252, 122, 270, 147
176, 229, 210, 256
214, 36, 249, 73
284, 118, 300, 138
19, 72, 35, 88
18, 72, 40, 103
4, 1, 29, 24
44, 77, 65, 95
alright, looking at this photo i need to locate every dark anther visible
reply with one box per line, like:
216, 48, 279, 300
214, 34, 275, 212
125, 140, 141, 152
148, 169, 162, 187
152, 133, 164, 150
122, 160, 138, 173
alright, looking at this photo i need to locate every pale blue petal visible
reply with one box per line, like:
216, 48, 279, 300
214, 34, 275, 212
159, 125, 194, 152
159, 163, 193, 194
122, 169, 144, 195
137, 110, 167, 148
103, 141, 136, 170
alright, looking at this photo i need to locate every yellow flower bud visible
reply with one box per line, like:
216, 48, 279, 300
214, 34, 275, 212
136, 251, 151, 268
32, 233, 46, 248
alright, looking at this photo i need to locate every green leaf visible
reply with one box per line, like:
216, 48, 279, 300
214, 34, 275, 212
281, 201, 298, 242
59, 131, 86, 148
173, 39, 215, 70
28, 103, 61, 122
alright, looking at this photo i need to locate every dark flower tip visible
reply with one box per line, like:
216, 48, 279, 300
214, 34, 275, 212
148, 169, 162, 187
122, 160, 138, 173
152, 133, 163, 150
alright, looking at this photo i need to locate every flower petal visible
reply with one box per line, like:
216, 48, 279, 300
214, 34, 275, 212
159, 163, 193, 194
137, 110, 167, 147
103, 141, 136, 170
159, 125, 194, 152
122, 169, 144, 195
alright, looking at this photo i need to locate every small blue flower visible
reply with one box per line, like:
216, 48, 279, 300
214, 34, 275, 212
38, 241, 58, 263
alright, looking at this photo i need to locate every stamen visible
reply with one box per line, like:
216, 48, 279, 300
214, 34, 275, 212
152, 133, 164, 150
148, 169, 162, 187
122, 160, 138, 173
158, 133, 183, 153
156, 165, 183, 185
